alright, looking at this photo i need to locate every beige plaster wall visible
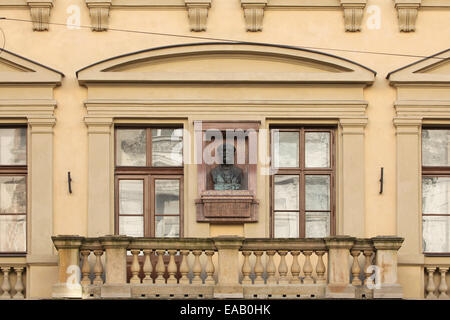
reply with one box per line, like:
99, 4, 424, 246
0, 0, 449, 299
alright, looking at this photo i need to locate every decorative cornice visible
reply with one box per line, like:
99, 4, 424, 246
394, 0, 421, 32
86, 0, 112, 32
185, 0, 211, 32
340, 0, 366, 32
241, 0, 267, 32
26, 0, 53, 31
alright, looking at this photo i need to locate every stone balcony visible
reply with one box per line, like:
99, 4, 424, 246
51, 235, 404, 299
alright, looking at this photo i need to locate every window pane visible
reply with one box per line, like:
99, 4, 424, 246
305, 175, 330, 211
0, 128, 26, 165
0, 215, 26, 252
119, 180, 143, 215
155, 179, 179, 214
152, 129, 183, 167
155, 216, 179, 237
0, 176, 26, 214
422, 129, 450, 166
273, 131, 299, 168
274, 175, 299, 210
306, 212, 330, 238
422, 177, 450, 214
274, 212, 299, 238
423, 216, 450, 253
116, 129, 146, 166
119, 216, 143, 237
305, 132, 330, 168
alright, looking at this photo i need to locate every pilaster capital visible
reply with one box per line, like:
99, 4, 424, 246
85, 116, 113, 134
28, 116, 56, 133
393, 117, 422, 134
339, 117, 367, 134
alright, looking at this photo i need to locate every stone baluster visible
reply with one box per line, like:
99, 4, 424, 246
438, 267, 449, 299
167, 250, 178, 284
302, 251, 314, 284
351, 250, 362, 286
80, 250, 91, 286
425, 267, 437, 299
253, 251, 264, 284
142, 249, 153, 284
205, 251, 215, 285
155, 250, 166, 284
93, 250, 104, 285
363, 249, 373, 285
192, 250, 203, 285
290, 251, 301, 284
130, 249, 141, 284
179, 250, 190, 285
266, 250, 277, 284
241, 251, 252, 285
278, 250, 289, 284
1, 267, 11, 299
13, 267, 25, 299
315, 251, 326, 284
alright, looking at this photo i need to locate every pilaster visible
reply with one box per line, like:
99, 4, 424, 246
85, 117, 113, 237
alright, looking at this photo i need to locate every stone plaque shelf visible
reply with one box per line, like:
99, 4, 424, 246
196, 190, 259, 223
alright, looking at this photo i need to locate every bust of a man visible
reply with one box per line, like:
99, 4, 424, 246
211, 143, 243, 190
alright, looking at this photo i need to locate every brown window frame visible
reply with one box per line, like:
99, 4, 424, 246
114, 126, 184, 238
269, 126, 336, 238
0, 125, 28, 256
421, 127, 450, 256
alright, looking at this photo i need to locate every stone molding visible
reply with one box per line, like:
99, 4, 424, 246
85, 0, 112, 32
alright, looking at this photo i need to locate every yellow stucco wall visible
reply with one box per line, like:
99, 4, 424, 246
0, 0, 449, 299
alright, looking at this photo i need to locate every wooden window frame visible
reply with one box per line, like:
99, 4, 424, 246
0, 125, 28, 256
421, 127, 450, 256
114, 126, 184, 238
269, 126, 336, 238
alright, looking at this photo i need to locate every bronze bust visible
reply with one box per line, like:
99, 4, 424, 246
211, 143, 243, 190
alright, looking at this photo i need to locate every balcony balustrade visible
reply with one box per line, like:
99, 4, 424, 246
51, 235, 404, 299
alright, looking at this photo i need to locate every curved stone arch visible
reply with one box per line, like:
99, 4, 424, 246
77, 42, 375, 85
79, 42, 375, 239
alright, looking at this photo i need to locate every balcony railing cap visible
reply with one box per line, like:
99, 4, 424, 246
52, 235, 85, 249
371, 236, 404, 250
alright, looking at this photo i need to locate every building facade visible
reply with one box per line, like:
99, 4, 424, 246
0, 0, 449, 300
